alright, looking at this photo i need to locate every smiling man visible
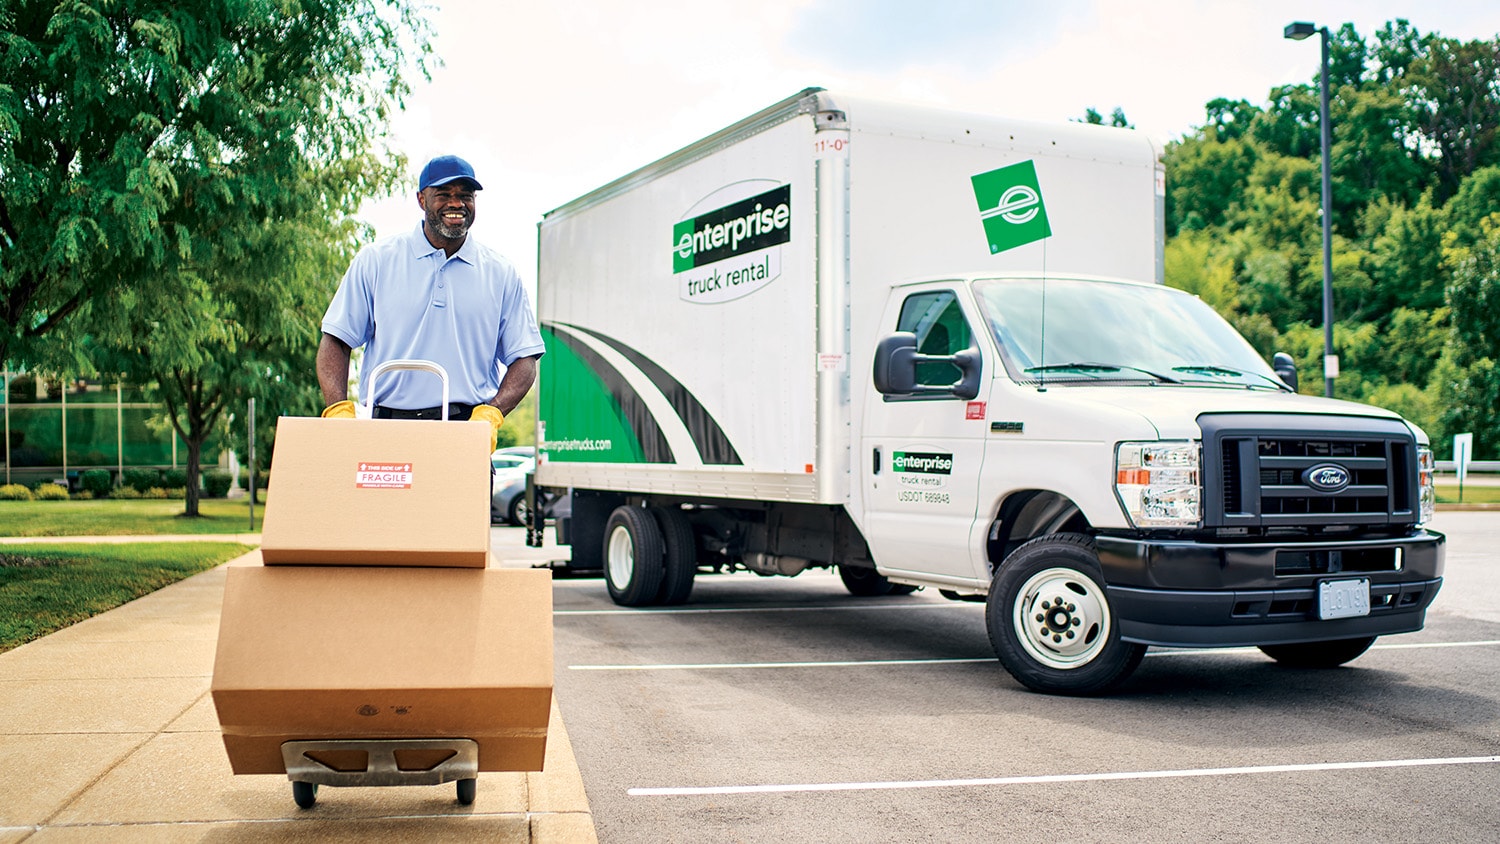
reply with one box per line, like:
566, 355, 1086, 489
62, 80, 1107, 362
316, 155, 543, 448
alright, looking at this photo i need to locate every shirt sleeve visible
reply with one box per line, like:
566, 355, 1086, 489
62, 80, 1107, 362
494, 266, 547, 367
321, 248, 377, 349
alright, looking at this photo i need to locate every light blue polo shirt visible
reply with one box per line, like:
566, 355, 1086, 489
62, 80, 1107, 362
321, 224, 545, 409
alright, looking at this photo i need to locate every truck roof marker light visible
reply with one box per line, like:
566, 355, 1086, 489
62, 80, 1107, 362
805, 464, 814, 473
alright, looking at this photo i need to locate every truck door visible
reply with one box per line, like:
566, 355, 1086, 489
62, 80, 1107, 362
860, 287, 992, 584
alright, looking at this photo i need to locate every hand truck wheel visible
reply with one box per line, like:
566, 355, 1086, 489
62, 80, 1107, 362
292, 780, 318, 808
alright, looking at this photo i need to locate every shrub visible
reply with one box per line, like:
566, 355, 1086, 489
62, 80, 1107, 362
81, 469, 112, 497
163, 468, 188, 488
204, 470, 233, 498
34, 483, 70, 501
144, 487, 170, 499
0, 484, 35, 501
72, 490, 94, 500
123, 468, 160, 494
112, 486, 142, 500
165, 487, 185, 499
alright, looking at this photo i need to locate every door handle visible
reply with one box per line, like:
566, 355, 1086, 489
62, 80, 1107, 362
873, 447, 881, 475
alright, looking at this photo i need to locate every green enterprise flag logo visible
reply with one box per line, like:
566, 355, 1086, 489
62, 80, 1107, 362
971, 160, 1051, 254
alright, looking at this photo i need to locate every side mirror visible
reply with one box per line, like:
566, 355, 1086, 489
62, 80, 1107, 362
950, 349, 982, 400
873, 332, 919, 395
1272, 352, 1298, 392
872, 331, 983, 399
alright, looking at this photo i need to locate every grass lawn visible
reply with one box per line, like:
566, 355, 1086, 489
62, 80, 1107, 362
0, 498, 264, 537
0, 542, 252, 652
1436, 483, 1500, 505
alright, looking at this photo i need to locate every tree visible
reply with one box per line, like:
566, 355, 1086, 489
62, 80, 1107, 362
1439, 215, 1500, 456
1401, 36, 1500, 201
0, 0, 432, 371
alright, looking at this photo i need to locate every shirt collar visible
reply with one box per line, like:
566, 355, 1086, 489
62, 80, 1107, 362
406, 222, 477, 265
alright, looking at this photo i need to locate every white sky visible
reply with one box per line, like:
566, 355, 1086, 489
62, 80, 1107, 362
358, 0, 1500, 281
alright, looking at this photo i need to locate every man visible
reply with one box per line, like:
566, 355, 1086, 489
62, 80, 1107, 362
317, 154, 543, 450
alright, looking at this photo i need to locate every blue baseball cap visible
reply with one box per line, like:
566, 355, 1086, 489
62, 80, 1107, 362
418, 155, 483, 191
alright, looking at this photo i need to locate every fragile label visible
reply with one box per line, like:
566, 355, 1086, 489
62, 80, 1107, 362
356, 462, 413, 489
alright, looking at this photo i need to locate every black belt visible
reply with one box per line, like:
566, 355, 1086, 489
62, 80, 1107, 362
373, 403, 475, 421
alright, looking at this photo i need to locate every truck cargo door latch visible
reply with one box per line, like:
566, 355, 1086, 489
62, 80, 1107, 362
873, 447, 881, 475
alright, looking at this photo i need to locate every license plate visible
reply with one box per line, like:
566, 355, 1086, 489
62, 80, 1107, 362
1318, 578, 1371, 620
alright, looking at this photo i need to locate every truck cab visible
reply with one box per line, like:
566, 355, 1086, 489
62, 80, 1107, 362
865, 273, 1443, 692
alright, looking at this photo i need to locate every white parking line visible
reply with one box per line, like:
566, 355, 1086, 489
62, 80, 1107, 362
569, 639, 1500, 671
627, 755, 1500, 797
555, 603, 974, 616
571, 657, 993, 671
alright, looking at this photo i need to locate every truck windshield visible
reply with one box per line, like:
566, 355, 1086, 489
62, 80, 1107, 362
972, 277, 1284, 388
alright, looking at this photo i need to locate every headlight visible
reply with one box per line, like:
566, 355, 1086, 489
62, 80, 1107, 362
1418, 447, 1435, 524
1116, 441, 1201, 528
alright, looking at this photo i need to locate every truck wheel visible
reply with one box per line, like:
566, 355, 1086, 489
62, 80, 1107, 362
604, 506, 665, 606
651, 506, 697, 604
838, 564, 913, 597
1258, 637, 1376, 668
986, 533, 1145, 695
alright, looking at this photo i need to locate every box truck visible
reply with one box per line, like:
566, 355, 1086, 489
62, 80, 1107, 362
531, 88, 1444, 694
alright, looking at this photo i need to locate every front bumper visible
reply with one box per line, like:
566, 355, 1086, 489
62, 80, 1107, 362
1094, 530, 1446, 648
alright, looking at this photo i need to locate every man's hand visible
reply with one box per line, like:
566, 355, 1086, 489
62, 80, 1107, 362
470, 404, 505, 451
321, 400, 357, 419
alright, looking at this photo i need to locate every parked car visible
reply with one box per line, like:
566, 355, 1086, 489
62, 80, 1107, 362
489, 447, 569, 527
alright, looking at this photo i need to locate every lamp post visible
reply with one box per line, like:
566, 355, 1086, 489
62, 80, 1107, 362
1284, 21, 1336, 398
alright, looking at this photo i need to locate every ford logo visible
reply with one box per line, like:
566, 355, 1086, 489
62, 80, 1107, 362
1303, 463, 1351, 493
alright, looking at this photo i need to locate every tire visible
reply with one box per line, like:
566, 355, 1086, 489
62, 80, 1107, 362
838, 564, 909, 597
651, 506, 697, 605
603, 505, 665, 606
1258, 637, 1376, 668
292, 781, 318, 809
508, 493, 530, 528
986, 533, 1145, 695
456, 777, 477, 805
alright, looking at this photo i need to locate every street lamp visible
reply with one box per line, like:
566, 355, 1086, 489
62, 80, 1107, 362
1284, 21, 1336, 397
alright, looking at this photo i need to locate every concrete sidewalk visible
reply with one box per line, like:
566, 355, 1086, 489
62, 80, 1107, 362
0, 544, 596, 843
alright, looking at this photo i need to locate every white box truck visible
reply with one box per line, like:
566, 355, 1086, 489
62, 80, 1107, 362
531, 88, 1444, 694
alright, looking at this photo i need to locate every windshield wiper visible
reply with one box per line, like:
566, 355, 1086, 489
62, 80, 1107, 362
1171, 364, 1292, 392
1025, 362, 1182, 384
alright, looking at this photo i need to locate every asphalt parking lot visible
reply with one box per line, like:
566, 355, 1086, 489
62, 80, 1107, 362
499, 510, 1500, 843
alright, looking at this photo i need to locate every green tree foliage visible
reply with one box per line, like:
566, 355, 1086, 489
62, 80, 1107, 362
0, 0, 432, 370
1163, 19, 1500, 456
0, 0, 433, 513
1439, 216, 1500, 451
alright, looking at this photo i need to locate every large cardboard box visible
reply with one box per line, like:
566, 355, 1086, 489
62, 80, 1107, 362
260, 416, 491, 567
211, 565, 553, 774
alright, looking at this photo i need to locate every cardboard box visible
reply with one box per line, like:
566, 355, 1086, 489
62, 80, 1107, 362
260, 416, 491, 567
211, 565, 553, 774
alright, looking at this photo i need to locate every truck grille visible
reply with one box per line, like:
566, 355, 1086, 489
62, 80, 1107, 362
1201, 415, 1418, 529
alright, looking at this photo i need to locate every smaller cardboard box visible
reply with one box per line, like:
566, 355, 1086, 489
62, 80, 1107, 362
260, 416, 490, 567
211, 565, 553, 774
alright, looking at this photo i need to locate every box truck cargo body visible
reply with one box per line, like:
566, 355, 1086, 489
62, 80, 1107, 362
533, 88, 1443, 694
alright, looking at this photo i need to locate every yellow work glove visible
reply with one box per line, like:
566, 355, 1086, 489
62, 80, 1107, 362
321, 400, 356, 419
470, 404, 505, 451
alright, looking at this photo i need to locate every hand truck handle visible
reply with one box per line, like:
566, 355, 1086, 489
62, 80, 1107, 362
363, 359, 452, 420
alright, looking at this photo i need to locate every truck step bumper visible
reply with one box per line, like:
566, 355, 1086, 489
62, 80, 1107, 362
1109, 577, 1442, 647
